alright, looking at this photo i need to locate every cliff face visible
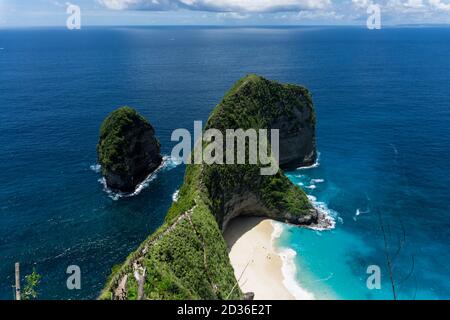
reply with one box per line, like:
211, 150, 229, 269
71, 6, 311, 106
275, 104, 317, 169
97, 107, 162, 193
100, 75, 320, 300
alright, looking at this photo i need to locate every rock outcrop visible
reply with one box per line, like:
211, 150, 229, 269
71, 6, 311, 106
100, 75, 320, 300
97, 107, 162, 193
204, 74, 319, 230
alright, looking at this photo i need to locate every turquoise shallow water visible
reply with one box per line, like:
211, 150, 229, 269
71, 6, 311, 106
281, 157, 448, 300
1, 26, 449, 299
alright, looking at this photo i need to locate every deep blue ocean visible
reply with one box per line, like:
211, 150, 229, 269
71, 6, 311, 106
0, 26, 449, 300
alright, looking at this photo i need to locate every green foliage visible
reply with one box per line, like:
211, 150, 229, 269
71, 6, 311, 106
97, 106, 156, 177
126, 276, 139, 300
207, 74, 315, 132
22, 268, 41, 300
165, 164, 200, 223
203, 74, 314, 221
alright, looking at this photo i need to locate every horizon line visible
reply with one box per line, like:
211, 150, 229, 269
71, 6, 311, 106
1, 23, 450, 30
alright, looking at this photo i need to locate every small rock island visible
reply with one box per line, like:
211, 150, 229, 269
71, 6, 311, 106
97, 107, 162, 193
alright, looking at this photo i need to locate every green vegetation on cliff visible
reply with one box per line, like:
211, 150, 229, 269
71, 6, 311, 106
207, 74, 315, 131
97, 106, 162, 192
98, 107, 150, 177
100, 75, 317, 300
100, 163, 241, 300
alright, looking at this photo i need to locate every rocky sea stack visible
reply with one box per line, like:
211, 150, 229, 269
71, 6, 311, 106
97, 107, 162, 193
101, 75, 321, 300
207, 74, 317, 169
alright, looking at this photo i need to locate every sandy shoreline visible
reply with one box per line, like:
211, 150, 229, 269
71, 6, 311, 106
224, 217, 314, 300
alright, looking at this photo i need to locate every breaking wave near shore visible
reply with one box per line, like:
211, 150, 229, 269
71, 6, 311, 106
91, 155, 182, 200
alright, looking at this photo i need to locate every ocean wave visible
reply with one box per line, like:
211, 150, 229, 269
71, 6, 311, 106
164, 155, 183, 170
269, 221, 315, 300
353, 208, 370, 221
296, 152, 321, 170
271, 221, 284, 242
279, 248, 315, 300
307, 195, 337, 231
172, 189, 180, 202
311, 178, 324, 183
90, 164, 101, 173
95, 155, 182, 200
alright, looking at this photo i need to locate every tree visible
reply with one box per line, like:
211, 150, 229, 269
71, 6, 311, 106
22, 268, 41, 300
377, 209, 415, 300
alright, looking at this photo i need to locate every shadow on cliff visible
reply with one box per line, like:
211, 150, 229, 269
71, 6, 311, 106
223, 217, 268, 252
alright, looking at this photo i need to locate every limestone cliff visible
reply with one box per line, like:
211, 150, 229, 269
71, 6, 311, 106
100, 75, 321, 300
97, 107, 162, 193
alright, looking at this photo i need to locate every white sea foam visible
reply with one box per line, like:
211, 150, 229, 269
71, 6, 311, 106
90, 164, 101, 173
353, 208, 370, 221
172, 189, 180, 202
279, 248, 315, 300
311, 179, 324, 183
305, 184, 316, 190
271, 221, 284, 242
296, 152, 321, 170
164, 155, 182, 170
96, 155, 181, 200
312, 273, 334, 283
307, 195, 337, 231
270, 221, 315, 300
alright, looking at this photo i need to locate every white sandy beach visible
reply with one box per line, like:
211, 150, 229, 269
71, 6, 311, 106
223, 217, 314, 300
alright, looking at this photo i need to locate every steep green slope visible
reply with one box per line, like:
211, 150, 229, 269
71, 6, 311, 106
100, 75, 318, 300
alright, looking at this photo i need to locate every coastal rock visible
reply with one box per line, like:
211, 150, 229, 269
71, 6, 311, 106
205, 74, 319, 230
97, 107, 162, 193
244, 292, 255, 300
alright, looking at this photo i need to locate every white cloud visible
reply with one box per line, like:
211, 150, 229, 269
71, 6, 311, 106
217, 12, 251, 19
98, 0, 331, 12
429, 0, 450, 11
352, 0, 450, 16
296, 9, 344, 19
404, 0, 425, 8
352, 0, 372, 9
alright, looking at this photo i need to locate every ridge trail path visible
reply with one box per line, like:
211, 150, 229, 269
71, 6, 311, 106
113, 204, 199, 300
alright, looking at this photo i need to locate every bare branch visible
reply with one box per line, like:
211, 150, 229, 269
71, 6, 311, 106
397, 255, 415, 287
377, 208, 397, 300
391, 215, 407, 264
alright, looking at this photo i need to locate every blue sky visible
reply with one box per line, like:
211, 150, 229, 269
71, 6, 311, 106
0, 0, 449, 27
